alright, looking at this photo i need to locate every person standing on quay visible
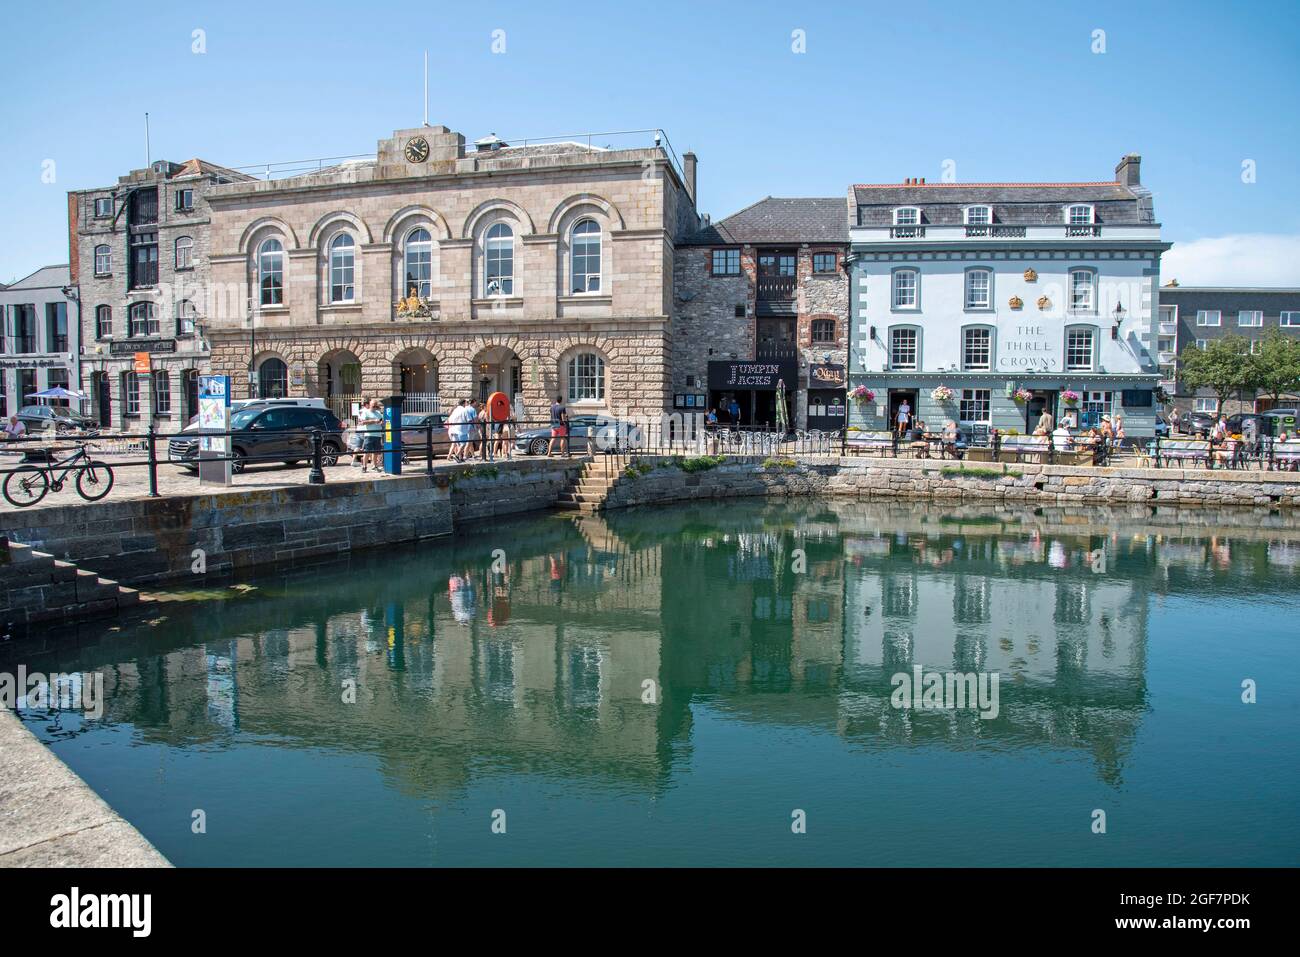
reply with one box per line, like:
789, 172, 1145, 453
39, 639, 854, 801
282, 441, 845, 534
548, 395, 569, 457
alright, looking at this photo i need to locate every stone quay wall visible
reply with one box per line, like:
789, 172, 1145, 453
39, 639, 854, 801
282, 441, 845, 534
603, 456, 1300, 510
2, 458, 583, 588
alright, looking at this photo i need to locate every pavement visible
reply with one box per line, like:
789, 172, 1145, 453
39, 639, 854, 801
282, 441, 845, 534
0, 709, 169, 867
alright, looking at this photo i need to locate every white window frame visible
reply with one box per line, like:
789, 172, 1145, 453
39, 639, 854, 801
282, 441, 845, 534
1066, 204, 1094, 225
1237, 310, 1262, 327
1064, 326, 1096, 372
484, 222, 514, 297
893, 207, 920, 226
1196, 310, 1221, 327
1082, 391, 1114, 419
153, 371, 171, 414
1069, 269, 1096, 313
892, 269, 918, 309
1194, 397, 1218, 414
566, 352, 606, 403
124, 373, 141, 415
95, 305, 112, 339
129, 302, 158, 338
329, 233, 356, 303
403, 227, 433, 299
94, 244, 111, 275
1195, 338, 1208, 350
964, 268, 992, 309
964, 205, 992, 225
175, 235, 193, 269
959, 388, 990, 424
570, 219, 602, 294
962, 327, 992, 370
258, 238, 284, 306
174, 188, 194, 211
176, 300, 196, 336
1281, 311, 1300, 327
889, 327, 919, 370
94, 197, 112, 218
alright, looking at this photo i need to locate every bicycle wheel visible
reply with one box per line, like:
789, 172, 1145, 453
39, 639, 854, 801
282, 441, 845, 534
3, 465, 49, 507
75, 461, 115, 502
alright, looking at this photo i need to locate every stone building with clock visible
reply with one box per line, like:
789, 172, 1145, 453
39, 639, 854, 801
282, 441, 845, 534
200, 124, 700, 423
69, 158, 255, 430
846, 155, 1170, 438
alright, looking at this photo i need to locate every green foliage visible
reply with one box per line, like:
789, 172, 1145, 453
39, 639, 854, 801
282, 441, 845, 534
449, 464, 499, 486
762, 457, 799, 469
622, 461, 654, 480
941, 465, 1021, 480
669, 455, 726, 473
1251, 331, 1300, 403
1178, 335, 1260, 405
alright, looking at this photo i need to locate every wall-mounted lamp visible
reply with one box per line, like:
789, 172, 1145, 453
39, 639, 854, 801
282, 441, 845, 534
1112, 302, 1126, 339
869, 325, 877, 341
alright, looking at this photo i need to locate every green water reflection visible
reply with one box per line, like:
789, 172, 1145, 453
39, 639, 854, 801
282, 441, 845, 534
9, 500, 1300, 866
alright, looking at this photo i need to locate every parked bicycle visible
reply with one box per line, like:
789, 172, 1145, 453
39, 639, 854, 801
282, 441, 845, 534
2, 443, 115, 507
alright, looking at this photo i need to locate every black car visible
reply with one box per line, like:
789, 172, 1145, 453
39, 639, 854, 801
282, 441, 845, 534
16, 404, 95, 433
1183, 411, 1217, 435
168, 405, 345, 473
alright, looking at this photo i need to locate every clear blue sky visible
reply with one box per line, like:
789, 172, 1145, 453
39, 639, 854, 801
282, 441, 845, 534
3, 0, 1298, 284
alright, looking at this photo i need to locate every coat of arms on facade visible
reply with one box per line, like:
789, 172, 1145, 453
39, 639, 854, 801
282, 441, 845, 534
1036, 295, 1051, 310
1009, 295, 1023, 310
395, 290, 434, 319
1023, 268, 1038, 282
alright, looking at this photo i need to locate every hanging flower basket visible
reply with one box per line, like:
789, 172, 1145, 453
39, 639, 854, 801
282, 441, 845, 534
850, 385, 875, 406
1060, 389, 1080, 405
1013, 387, 1033, 404
930, 385, 955, 403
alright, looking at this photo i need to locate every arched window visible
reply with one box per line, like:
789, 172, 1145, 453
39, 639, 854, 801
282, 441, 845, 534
329, 234, 355, 303
258, 238, 284, 306
485, 223, 514, 296
94, 244, 111, 275
175, 235, 194, 269
403, 228, 433, 299
95, 305, 112, 339
129, 301, 157, 338
258, 357, 288, 398
570, 219, 601, 294
176, 299, 196, 336
566, 352, 605, 402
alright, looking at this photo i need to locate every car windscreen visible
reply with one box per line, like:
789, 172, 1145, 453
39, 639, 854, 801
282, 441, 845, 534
230, 408, 263, 429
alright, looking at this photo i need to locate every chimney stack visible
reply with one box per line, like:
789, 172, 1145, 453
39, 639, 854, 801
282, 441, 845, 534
683, 151, 698, 204
1116, 153, 1141, 187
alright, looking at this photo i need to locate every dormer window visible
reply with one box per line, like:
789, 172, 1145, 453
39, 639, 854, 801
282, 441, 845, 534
893, 207, 920, 226
1067, 204, 1094, 225
964, 206, 992, 225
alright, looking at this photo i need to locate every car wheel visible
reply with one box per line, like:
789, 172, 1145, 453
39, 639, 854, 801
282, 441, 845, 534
231, 449, 247, 474
321, 442, 341, 467
528, 438, 548, 456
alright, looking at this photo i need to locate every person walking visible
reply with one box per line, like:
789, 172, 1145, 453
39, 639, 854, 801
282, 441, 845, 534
467, 400, 483, 459
1034, 407, 1054, 436
896, 399, 911, 437
446, 399, 469, 462
1168, 408, 1181, 435
727, 396, 741, 425
357, 399, 383, 473
548, 395, 569, 457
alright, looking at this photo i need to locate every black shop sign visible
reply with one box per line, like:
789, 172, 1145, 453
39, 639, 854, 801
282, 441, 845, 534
708, 359, 797, 391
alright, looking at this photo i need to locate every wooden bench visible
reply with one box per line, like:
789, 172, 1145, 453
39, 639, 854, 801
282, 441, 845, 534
1156, 439, 1240, 468
843, 430, 896, 456
1273, 440, 1300, 469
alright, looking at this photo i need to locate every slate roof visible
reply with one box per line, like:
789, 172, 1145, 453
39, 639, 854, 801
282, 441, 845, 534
2, 264, 70, 291
683, 197, 849, 246
851, 181, 1154, 226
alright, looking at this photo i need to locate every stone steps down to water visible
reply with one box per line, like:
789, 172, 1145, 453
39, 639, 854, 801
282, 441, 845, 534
0, 539, 143, 628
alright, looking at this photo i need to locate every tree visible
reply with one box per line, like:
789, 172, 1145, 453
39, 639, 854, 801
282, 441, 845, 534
1178, 335, 1259, 411
1250, 331, 1300, 407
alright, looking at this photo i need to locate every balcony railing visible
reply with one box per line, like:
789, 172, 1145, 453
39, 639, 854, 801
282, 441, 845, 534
1159, 351, 1177, 364
964, 224, 1027, 238
756, 276, 796, 301
1065, 224, 1102, 237
1159, 321, 1176, 335
756, 343, 799, 360
889, 225, 926, 238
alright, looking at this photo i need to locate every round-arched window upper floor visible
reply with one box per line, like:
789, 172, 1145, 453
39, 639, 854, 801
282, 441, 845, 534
570, 219, 602, 295
257, 238, 285, 306
329, 234, 356, 303
484, 222, 514, 297
403, 227, 433, 299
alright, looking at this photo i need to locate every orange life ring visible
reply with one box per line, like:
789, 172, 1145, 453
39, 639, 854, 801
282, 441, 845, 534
487, 391, 511, 422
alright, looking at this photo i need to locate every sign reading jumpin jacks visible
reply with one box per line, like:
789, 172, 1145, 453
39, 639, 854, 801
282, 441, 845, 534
197, 375, 232, 487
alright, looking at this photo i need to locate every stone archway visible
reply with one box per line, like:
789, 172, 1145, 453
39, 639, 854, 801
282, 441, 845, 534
317, 348, 363, 421
393, 347, 438, 395
469, 345, 523, 406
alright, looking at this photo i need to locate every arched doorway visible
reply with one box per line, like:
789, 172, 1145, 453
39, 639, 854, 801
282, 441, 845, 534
393, 347, 438, 411
318, 349, 362, 421
470, 345, 523, 405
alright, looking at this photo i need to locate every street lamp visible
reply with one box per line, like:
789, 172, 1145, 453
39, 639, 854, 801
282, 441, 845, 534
1112, 301, 1126, 340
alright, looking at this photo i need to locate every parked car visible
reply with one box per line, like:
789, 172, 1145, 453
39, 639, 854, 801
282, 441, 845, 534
514, 414, 639, 456
1184, 411, 1217, 435
16, 404, 95, 434
178, 396, 328, 432
168, 405, 345, 473
1154, 415, 1170, 438
399, 412, 451, 458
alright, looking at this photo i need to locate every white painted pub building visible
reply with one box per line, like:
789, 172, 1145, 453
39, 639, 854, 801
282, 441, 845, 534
846, 155, 1170, 437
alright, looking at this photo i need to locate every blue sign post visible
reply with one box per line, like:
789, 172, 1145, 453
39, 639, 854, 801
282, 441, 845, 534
382, 395, 404, 475
197, 375, 232, 486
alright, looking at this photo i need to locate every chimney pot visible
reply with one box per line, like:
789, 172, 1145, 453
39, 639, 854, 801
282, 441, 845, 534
1116, 153, 1141, 187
